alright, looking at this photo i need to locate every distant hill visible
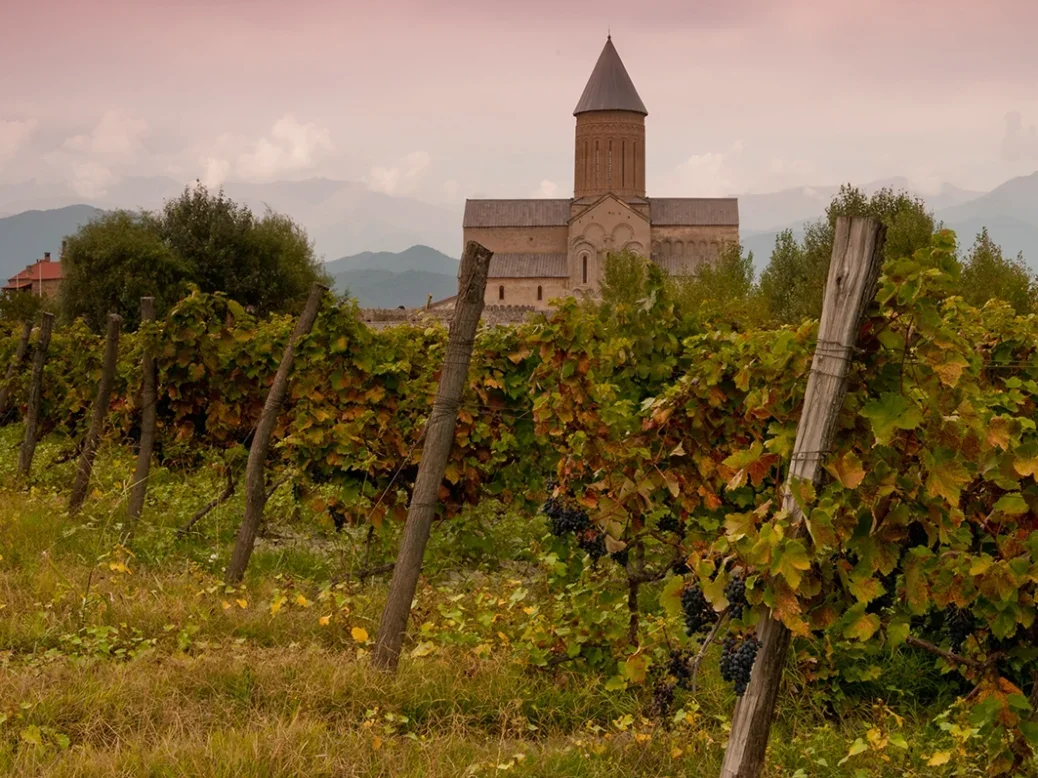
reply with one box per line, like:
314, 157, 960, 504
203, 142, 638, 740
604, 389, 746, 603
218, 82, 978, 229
326, 244, 458, 276
328, 245, 459, 307
0, 204, 103, 280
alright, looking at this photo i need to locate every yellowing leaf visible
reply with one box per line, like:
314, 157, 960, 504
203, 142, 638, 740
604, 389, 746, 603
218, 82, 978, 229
295, 594, 312, 608
221, 601, 232, 610
410, 641, 436, 658
927, 751, 951, 766
371, 735, 383, 751
235, 598, 248, 609
108, 561, 132, 574
770, 540, 811, 590
270, 596, 286, 615
862, 392, 922, 446
319, 614, 331, 626
827, 451, 865, 490
843, 607, 881, 642
351, 626, 369, 643
623, 651, 649, 684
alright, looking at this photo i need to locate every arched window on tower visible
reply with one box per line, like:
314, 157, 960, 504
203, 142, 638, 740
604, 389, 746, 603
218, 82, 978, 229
498, 285, 504, 301
582, 255, 588, 285
537, 285, 543, 301
622, 140, 626, 187
594, 141, 600, 188
608, 140, 613, 187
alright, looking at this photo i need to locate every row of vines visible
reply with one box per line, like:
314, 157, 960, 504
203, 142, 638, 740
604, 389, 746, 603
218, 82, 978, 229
4, 231, 1038, 773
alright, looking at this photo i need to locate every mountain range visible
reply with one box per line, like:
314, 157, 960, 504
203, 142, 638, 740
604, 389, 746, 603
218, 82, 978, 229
2, 171, 1038, 304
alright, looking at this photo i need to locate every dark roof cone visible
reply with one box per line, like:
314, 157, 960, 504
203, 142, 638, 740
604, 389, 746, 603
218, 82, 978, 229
573, 36, 648, 116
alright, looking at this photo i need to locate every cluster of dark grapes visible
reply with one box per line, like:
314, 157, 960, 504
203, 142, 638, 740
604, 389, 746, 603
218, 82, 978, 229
609, 546, 630, 568
724, 575, 747, 620
667, 648, 694, 690
543, 497, 592, 538
681, 584, 717, 636
670, 555, 690, 576
720, 633, 760, 697
945, 605, 974, 655
648, 678, 676, 719
577, 530, 607, 563
657, 514, 681, 534
866, 571, 898, 615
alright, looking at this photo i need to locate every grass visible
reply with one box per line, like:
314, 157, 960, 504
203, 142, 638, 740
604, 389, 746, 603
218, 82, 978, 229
0, 427, 1017, 777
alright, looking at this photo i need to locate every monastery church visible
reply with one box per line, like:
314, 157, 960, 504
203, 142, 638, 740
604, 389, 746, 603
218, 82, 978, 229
460, 36, 739, 309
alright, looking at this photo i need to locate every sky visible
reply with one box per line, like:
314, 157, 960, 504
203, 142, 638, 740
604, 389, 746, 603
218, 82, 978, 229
2, 0, 1038, 206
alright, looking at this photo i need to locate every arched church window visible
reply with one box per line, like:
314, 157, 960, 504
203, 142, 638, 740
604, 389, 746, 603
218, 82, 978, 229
608, 140, 613, 186
622, 140, 626, 187
581, 255, 588, 285
675, 240, 684, 257
594, 141, 599, 188
537, 285, 543, 301
498, 285, 504, 301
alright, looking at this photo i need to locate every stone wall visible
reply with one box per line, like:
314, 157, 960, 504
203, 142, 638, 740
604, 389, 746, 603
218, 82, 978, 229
486, 278, 568, 308
650, 225, 740, 265
462, 226, 568, 255
359, 304, 541, 330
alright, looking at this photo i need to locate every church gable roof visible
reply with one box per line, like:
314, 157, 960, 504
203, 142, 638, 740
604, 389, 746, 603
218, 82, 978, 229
574, 36, 648, 117
649, 198, 739, 226
488, 253, 568, 278
464, 199, 570, 228
569, 191, 648, 224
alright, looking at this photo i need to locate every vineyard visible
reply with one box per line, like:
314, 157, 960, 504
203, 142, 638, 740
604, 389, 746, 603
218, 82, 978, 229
2, 224, 1038, 777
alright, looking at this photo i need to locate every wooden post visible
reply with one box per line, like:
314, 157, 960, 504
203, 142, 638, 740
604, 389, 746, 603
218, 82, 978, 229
719, 216, 886, 778
0, 320, 33, 419
126, 298, 157, 532
371, 240, 493, 672
225, 283, 328, 584
18, 313, 55, 479
69, 313, 122, 514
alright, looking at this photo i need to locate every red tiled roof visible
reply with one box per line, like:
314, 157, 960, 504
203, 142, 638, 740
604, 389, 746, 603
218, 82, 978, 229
4, 259, 64, 290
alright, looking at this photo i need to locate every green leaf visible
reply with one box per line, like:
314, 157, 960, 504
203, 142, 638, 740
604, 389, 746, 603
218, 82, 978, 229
994, 492, 1028, 516
770, 540, 811, 590
861, 392, 922, 446
843, 607, 881, 642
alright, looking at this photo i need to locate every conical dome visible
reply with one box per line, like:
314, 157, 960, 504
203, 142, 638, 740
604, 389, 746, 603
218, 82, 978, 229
573, 36, 647, 116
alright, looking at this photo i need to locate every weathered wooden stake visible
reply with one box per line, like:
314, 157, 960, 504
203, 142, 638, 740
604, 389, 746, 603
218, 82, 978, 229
225, 283, 328, 584
18, 313, 55, 479
0, 320, 33, 420
69, 313, 122, 514
719, 216, 887, 778
372, 240, 493, 672
126, 298, 157, 532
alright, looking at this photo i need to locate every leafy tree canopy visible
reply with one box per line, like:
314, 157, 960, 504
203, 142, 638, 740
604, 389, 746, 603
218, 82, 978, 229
60, 185, 331, 330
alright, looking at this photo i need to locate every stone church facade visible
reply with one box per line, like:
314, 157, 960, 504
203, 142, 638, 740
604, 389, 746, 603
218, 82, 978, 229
460, 36, 739, 309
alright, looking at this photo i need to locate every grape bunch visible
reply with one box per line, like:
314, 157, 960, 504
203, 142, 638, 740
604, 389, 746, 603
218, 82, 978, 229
648, 679, 676, 719
670, 556, 690, 576
724, 575, 747, 620
577, 530, 607, 563
720, 633, 760, 697
945, 605, 974, 654
681, 584, 717, 636
667, 648, 694, 690
542, 495, 591, 538
609, 545, 630, 568
657, 515, 681, 534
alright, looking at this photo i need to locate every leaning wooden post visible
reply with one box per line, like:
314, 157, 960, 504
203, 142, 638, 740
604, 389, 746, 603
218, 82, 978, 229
0, 320, 33, 420
125, 298, 157, 532
18, 313, 55, 479
225, 283, 328, 584
719, 216, 886, 778
372, 240, 493, 672
69, 313, 122, 514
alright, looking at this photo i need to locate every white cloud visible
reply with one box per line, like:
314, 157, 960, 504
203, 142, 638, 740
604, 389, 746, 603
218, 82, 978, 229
669, 151, 733, 197
366, 151, 430, 195
0, 119, 37, 166
63, 111, 147, 162
69, 160, 116, 199
236, 115, 335, 180
442, 179, 461, 201
201, 156, 231, 188
532, 179, 559, 198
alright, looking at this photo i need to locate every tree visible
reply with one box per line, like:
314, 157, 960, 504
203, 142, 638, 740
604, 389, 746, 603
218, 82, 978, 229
599, 249, 650, 309
60, 211, 190, 330
666, 242, 761, 324
60, 185, 332, 329
0, 289, 52, 325
159, 185, 331, 316
759, 185, 936, 324
958, 228, 1037, 314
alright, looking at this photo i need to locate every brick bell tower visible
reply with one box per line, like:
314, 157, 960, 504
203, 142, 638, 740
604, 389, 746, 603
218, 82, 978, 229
572, 35, 648, 200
